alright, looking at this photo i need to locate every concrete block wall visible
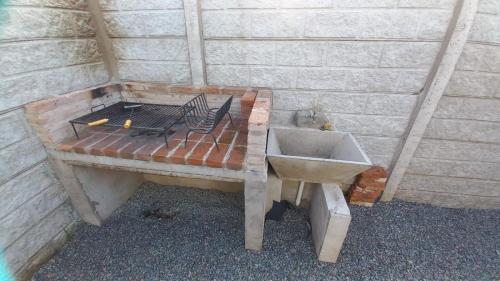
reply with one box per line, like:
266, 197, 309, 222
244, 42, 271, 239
0, 0, 108, 278
200, 0, 457, 168
397, 0, 500, 208
99, 0, 192, 84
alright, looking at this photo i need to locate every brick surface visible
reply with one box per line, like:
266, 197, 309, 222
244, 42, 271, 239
187, 142, 214, 165
226, 146, 246, 171
102, 136, 132, 157
218, 130, 236, 144
88, 134, 123, 156
169, 141, 197, 165
135, 138, 166, 161
51, 90, 269, 175
119, 138, 148, 159
206, 143, 230, 168
152, 139, 182, 163
72, 133, 108, 154
234, 131, 248, 146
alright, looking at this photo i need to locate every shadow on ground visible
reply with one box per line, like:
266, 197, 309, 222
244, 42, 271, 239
33, 182, 500, 281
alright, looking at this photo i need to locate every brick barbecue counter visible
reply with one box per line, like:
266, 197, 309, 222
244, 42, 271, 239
25, 83, 272, 251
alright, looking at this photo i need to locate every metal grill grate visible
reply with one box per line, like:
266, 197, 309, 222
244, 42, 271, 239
69, 102, 192, 146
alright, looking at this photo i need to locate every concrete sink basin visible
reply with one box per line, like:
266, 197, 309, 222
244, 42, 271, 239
267, 127, 372, 183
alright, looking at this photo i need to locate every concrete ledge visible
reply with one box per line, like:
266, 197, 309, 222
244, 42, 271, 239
310, 183, 351, 263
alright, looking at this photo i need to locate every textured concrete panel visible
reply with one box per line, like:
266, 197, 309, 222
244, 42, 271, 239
0, 39, 102, 77
275, 42, 323, 66
365, 94, 417, 116
425, 118, 500, 143
355, 135, 400, 156
104, 11, 186, 37
250, 68, 296, 88
416, 139, 500, 163
325, 42, 382, 67
205, 41, 274, 65
408, 157, 500, 181
119, 61, 191, 83
0, 8, 95, 40
396, 189, 500, 209
206, 65, 249, 86
6, 0, 87, 9
359, 11, 420, 38
347, 70, 399, 92
0, 137, 46, 184
100, 0, 183, 10
445, 71, 500, 98
0, 75, 44, 112
113, 38, 189, 61
398, 0, 456, 8
397, 71, 429, 93
0, 184, 65, 248
338, 0, 398, 7
304, 12, 359, 38
457, 43, 500, 72
328, 114, 408, 137
252, 12, 305, 38
0, 164, 56, 217
0, 111, 29, 150
400, 174, 500, 197
434, 96, 500, 122
203, 11, 250, 37
297, 69, 346, 90
379, 42, 440, 68
469, 13, 500, 43
5, 204, 74, 273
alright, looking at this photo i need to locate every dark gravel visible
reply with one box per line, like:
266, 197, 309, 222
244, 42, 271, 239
33, 182, 500, 281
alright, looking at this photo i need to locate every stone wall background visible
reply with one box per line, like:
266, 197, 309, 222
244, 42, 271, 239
0, 0, 109, 278
201, 0, 456, 168
99, 0, 192, 83
0, 0, 499, 279
397, 1, 500, 208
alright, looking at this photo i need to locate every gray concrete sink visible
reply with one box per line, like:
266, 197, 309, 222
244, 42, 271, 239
267, 127, 372, 184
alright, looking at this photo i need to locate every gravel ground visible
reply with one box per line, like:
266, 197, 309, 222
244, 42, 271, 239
33, 182, 500, 281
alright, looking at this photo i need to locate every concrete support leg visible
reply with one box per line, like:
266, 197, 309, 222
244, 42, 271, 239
265, 170, 282, 212
73, 166, 143, 220
49, 158, 103, 225
310, 183, 351, 263
244, 171, 268, 251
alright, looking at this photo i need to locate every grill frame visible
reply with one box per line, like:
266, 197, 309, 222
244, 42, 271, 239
69, 101, 194, 147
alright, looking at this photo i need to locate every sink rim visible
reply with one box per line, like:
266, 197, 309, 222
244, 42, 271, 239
266, 127, 372, 166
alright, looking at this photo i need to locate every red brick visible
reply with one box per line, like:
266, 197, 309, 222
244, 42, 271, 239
356, 177, 387, 192
359, 166, 388, 179
169, 141, 197, 165
119, 138, 148, 159
240, 91, 257, 107
102, 136, 132, 157
88, 134, 123, 156
135, 138, 166, 161
201, 86, 221, 94
72, 133, 108, 154
234, 132, 248, 146
206, 143, 229, 168
222, 87, 250, 96
202, 120, 229, 142
226, 146, 246, 171
169, 86, 199, 94
218, 130, 236, 145
152, 139, 182, 163
57, 133, 92, 152
239, 120, 249, 133
347, 186, 382, 203
187, 142, 213, 166
171, 127, 189, 141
